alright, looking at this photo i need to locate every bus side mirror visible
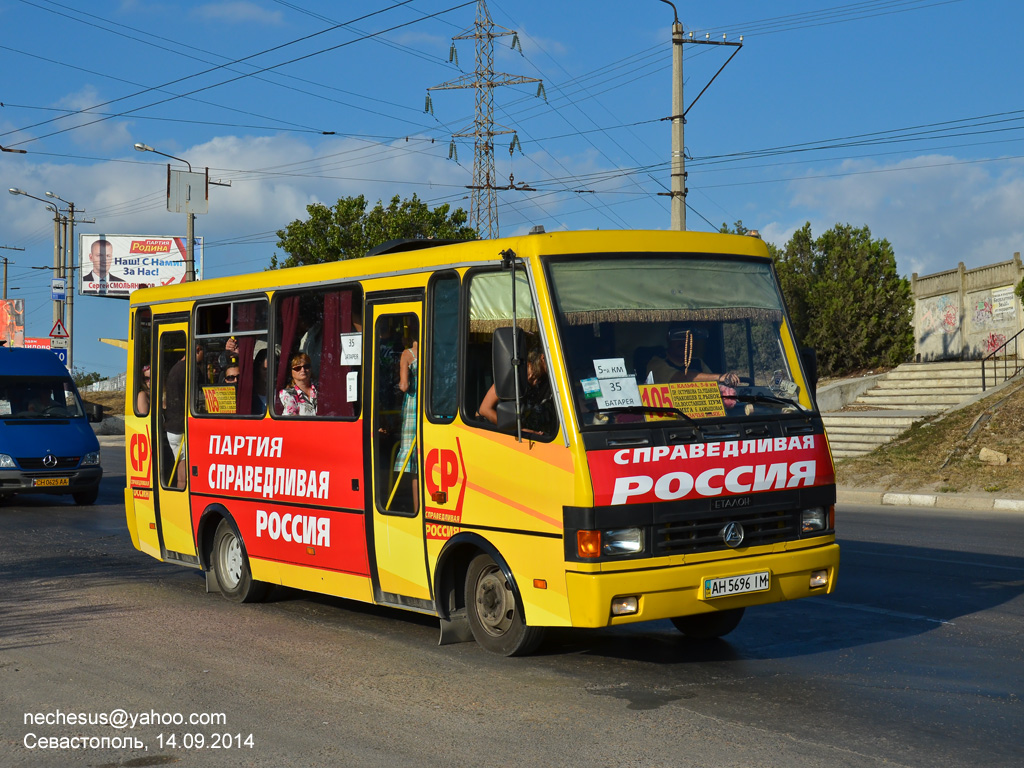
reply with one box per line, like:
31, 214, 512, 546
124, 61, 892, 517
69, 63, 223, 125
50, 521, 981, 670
800, 347, 818, 399
494, 401, 519, 433
492, 326, 526, 401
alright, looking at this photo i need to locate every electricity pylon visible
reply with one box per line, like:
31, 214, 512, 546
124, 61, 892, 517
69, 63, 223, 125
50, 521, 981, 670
426, 0, 543, 238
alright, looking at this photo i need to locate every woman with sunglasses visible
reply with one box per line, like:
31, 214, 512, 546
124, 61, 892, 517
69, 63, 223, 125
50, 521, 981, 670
279, 353, 317, 416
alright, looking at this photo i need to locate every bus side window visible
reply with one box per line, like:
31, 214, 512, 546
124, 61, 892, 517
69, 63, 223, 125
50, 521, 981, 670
272, 286, 362, 419
462, 268, 540, 428
427, 272, 459, 423
193, 298, 269, 417
134, 308, 152, 416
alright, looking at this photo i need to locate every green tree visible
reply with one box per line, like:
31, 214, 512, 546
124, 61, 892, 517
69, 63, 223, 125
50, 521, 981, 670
719, 220, 751, 236
270, 194, 476, 269
72, 369, 104, 388
774, 222, 913, 377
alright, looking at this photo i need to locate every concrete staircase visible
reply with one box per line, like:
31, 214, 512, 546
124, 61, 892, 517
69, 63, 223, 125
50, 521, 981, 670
822, 361, 990, 459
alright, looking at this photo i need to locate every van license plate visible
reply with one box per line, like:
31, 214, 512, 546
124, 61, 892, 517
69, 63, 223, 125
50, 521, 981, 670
703, 571, 770, 600
33, 477, 69, 487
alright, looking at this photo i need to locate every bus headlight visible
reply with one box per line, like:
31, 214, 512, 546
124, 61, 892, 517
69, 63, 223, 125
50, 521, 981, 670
81, 451, 101, 467
0, 454, 15, 468
602, 528, 644, 556
801, 507, 827, 533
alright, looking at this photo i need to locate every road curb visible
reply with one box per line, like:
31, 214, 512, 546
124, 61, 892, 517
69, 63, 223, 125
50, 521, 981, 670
838, 486, 1024, 512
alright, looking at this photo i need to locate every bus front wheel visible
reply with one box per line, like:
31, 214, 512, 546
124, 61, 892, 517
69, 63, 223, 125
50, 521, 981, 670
671, 607, 745, 639
465, 553, 544, 656
212, 519, 268, 603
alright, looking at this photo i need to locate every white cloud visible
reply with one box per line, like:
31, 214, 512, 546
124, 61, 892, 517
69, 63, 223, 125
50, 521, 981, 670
51, 87, 134, 152
759, 154, 1024, 278
192, 2, 283, 25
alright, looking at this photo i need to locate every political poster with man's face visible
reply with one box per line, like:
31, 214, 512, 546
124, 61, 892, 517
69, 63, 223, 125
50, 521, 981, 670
79, 234, 203, 296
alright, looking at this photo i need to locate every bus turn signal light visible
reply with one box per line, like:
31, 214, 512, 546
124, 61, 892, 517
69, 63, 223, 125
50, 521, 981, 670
577, 530, 601, 558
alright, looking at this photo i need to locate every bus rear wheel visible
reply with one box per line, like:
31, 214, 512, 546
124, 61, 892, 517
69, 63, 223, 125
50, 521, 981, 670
465, 553, 544, 656
212, 519, 268, 603
671, 607, 745, 639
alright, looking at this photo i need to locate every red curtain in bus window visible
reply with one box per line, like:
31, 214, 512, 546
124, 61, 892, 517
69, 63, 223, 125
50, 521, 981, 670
275, 295, 302, 414
319, 290, 353, 417
233, 301, 258, 416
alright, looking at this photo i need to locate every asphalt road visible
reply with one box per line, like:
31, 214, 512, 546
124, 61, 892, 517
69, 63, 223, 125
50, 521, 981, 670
0, 440, 1020, 767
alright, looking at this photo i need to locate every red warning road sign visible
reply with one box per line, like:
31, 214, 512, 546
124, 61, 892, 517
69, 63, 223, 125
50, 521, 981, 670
49, 319, 69, 339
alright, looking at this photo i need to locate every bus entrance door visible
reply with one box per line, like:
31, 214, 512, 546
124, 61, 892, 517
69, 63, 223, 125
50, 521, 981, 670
368, 300, 431, 608
153, 321, 198, 561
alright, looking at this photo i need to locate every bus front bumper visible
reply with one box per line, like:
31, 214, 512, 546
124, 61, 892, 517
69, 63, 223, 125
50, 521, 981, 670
564, 542, 839, 627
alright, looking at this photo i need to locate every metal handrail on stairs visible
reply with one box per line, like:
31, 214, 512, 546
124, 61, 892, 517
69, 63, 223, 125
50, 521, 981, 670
981, 327, 1024, 391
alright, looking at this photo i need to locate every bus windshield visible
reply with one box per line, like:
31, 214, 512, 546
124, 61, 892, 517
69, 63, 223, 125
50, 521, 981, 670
546, 255, 809, 428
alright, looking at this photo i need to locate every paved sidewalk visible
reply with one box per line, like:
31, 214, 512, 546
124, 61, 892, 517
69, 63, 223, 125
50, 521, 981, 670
838, 486, 1024, 513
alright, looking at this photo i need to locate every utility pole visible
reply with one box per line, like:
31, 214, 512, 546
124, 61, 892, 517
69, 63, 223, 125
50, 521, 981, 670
670, 14, 685, 230
53, 210, 64, 327
48, 192, 92, 373
427, 0, 543, 238
0, 247, 26, 298
62, 203, 94, 372
659, 1, 742, 230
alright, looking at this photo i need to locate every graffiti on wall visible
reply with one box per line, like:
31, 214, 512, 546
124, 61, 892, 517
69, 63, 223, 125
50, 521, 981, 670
985, 332, 1008, 355
973, 297, 994, 326
919, 294, 960, 335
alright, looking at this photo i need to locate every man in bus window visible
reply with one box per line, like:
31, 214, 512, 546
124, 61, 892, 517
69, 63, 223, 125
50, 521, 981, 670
647, 324, 740, 386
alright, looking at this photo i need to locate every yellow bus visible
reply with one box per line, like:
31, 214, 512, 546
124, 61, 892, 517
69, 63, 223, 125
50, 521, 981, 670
124, 228, 839, 655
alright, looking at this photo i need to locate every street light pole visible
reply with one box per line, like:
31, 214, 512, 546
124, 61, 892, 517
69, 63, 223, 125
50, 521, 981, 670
9, 188, 64, 330
134, 143, 196, 281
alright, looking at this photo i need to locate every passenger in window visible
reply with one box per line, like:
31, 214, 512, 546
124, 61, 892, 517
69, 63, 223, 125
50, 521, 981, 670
137, 364, 151, 415
647, 324, 741, 387
252, 347, 268, 412
279, 353, 317, 416
299, 319, 323, 381
393, 330, 418, 508
221, 361, 240, 385
478, 342, 555, 436
163, 347, 195, 488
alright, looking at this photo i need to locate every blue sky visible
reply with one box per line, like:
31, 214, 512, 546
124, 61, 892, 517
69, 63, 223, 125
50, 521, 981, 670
1, 0, 1021, 377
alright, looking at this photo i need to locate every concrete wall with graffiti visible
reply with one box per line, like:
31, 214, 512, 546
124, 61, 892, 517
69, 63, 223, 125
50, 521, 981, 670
912, 254, 1023, 361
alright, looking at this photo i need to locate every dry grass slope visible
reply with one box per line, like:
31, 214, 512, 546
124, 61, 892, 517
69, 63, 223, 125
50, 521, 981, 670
81, 390, 126, 417
836, 377, 1024, 495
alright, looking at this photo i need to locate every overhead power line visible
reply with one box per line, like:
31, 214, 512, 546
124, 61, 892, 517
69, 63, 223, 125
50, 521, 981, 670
2, 1, 473, 148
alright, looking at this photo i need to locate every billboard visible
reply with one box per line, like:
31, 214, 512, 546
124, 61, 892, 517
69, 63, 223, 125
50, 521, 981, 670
79, 234, 204, 296
0, 299, 25, 347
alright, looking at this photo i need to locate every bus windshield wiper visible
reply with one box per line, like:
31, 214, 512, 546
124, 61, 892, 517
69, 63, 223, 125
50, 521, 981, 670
732, 393, 805, 411
595, 405, 704, 431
